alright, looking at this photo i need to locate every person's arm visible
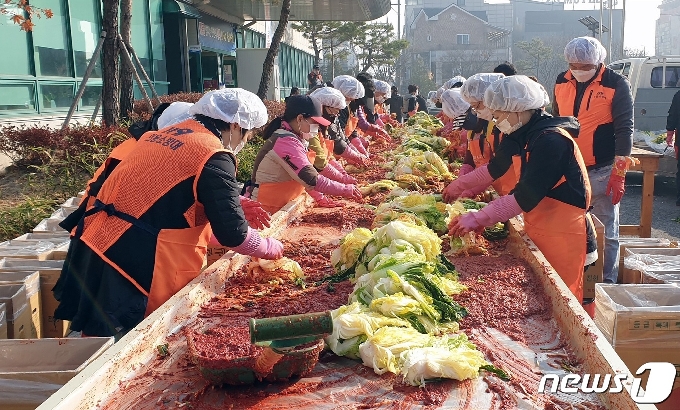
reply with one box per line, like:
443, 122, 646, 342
611, 76, 634, 157
356, 106, 372, 131
551, 84, 560, 116
197, 153, 249, 247
512, 133, 572, 213
667, 90, 680, 132
486, 136, 520, 180
308, 134, 328, 171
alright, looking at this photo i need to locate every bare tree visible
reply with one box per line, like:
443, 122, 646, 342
119, 0, 134, 120
257, 0, 292, 100
102, 0, 120, 126
624, 46, 647, 58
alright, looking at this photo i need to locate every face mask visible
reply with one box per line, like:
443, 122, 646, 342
224, 131, 246, 154
495, 113, 523, 135
308, 123, 319, 134
476, 107, 494, 121
570, 68, 597, 83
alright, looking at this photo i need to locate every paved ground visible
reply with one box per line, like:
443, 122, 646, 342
621, 170, 680, 241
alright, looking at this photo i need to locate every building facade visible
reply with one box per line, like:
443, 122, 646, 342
657, 0, 680, 56
0, 0, 316, 119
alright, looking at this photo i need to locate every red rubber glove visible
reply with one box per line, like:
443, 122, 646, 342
351, 137, 369, 156
341, 145, 368, 167
240, 196, 271, 230
606, 156, 640, 205
667, 130, 675, 146
458, 164, 474, 177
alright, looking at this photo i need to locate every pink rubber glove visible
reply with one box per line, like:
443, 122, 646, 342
351, 137, 369, 156
448, 194, 522, 237
329, 159, 357, 184
458, 164, 474, 177
308, 189, 342, 208
460, 183, 489, 199
606, 156, 639, 205
340, 146, 368, 167
442, 165, 494, 203
228, 227, 283, 260
667, 130, 675, 146
320, 163, 346, 183
239, 196, 271, 230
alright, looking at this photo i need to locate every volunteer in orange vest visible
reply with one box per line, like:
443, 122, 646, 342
306, 86, 358, 208
440, 88, 478, 161
345, 73, 391, 156
448, 75, 596, 302
458, 73, 518, 197
53, 89, 284, 337
553, 36, 635, 284
372, 80, 391, 123
332, 75, 370, 166
247, 95, 363, 215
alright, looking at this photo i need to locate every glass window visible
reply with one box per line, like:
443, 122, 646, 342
651, 66, 680, 88
0, 83, 36, 111
31, 0, 72, 77
0, 8, 32, 75
70, 0, 102, 78
40, 83, 74, 109
608, 63, 623, 73
457, 34, 470, 45
149, 0, 166, 81
81, 84, 102, 107
622, 63, 631, 77
131, 0, 151, 76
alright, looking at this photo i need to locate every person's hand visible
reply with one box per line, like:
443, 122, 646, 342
341, 174, 357, 185
344, 185, 363, 201
254, 237, 284, 260
667, 130, 675, 146
240, 197, 271, 230
448, 213, 483, 237
316, 195, 343, 208
458, 164, 474, 177
442, 180, 464, 203
605, 173, 626, 205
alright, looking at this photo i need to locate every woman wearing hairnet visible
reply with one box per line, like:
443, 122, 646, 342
440, 88, 478, 159
331, 75, 371, 166
306, 87, 358, 208
343, 73, 391, 157
53, 89, 284, 337
447, 75, 595, 303
372, 80, 391, 121
247, 95, 362, 215
458, 73, 518, 197
433, 75, 467, 109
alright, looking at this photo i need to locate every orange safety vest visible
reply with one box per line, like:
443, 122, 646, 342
79, 138, 138, 208
512, 127, 591, 303
487, 128, 517, 196
345, 109, 360, 138
467, 122, 494, 168
375, 103, 385, 115
77, 119, 226, 316
554, 66, 616, 167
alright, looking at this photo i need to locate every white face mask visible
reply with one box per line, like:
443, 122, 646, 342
223, 130, 247, 154
475, 107, 494, 122
308, 123, 319, 134
495, 113, 523, 135
570, 68, 597, 83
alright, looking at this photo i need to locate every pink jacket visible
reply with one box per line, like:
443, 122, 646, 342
251, 129, 351, 198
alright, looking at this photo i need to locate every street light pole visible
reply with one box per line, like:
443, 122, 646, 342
599, 0, 604, 41
608, 0, 613, 62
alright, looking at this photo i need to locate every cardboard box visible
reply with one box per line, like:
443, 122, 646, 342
618, 238, 676, 283
584, 215, 605, 300
13, 232, 71, 242
0, 303, 6, 339
0, 285, 32, 339
0, 241, 55, 261
0, 337, 114, 409
33, 218, 68, 234
641, 270, 680, 284
45, 242, 70, 260
0, 258, 68, 337
0, 271, 42, 338
622, 247, 680, 284
595, 284, 680, 410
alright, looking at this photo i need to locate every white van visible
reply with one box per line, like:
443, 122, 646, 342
608, 56, 680, 131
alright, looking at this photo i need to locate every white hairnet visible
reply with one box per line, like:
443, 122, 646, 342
332, 75, 365, 100
373, 80, 391, 98
157, 102, 193, 129
444, 76, 467, 89
310, 87, 347, 109
188, 88, 268, 129
433, 86, 446, 104
564, 36, 607, 65
460, 73, 505, 104
441, 89, 470, 119
483, 75, 550, 112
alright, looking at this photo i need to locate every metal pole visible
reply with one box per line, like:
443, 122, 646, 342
622, 0, 626, 57
124, 40, 160, 100
599, 0, 604, 41
62, 30, 106, 130
608, 0, 613, 62
118, 32, 154, 112
397, 0, 401, 40
90, 95, 102, 123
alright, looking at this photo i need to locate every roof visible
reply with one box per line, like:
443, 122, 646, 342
196, 0, 391, 22
468, 10, 488, 22
422, 8, 445, 18
418, 3, 508, 38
